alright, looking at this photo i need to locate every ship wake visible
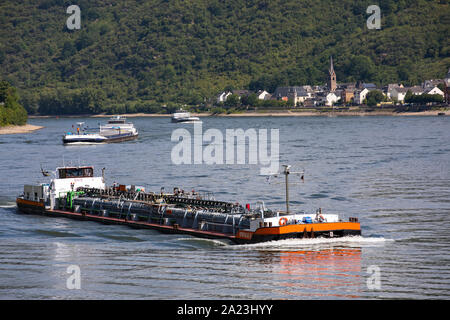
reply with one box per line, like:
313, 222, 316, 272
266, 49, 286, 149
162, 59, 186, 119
227, 236, 393, 250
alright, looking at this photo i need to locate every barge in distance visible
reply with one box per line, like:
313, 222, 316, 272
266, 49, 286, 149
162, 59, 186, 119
63, 116, 138, 144
16, 165, 361, 244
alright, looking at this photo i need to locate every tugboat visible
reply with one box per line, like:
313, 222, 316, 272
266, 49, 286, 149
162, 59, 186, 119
171, 109, 201, 123
63, 116, 138, 144
16, 165, 361, 244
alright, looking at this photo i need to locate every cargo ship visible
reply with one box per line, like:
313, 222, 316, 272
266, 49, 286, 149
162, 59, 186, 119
15, 165, 361, 244
63, 116, 138, 144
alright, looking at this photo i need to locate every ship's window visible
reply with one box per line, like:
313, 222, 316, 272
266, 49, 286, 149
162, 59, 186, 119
59, 167, 94, 178
82, 168, 93, 177
35, 192, 38, 200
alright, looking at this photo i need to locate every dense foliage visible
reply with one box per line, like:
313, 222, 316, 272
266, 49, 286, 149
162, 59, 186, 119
404, 91, 444, 103
0, 0, 449, 115
366, 90, 386, 106
0, 81, 28, 126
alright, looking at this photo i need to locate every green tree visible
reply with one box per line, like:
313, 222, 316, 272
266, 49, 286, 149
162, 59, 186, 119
0, 81, 27, 126
241, 93, 259, 107
345, 56, 376, 82
366, 90, 384, 106
225, 94, 241, 108
404, 90, 414, 103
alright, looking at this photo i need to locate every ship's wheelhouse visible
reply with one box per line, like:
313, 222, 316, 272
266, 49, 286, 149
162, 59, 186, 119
57, 166, 94, 179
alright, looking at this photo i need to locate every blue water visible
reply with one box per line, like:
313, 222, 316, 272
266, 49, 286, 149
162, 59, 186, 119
0, 115, 449, 299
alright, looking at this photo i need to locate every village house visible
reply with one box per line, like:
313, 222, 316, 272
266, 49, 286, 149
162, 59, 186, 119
316, 91, 340, 106
336, 83, 355, 104
216, 91, 232, 104
386, 84, 403, 99
357, 82, 377, 91
216, 90, 252, 104
390, 86, 423, 102
303, 98, 317, 108
354, 88, 370, 105
423, 86, 445, 97
422, 79, 444, 89
273, 86, 311, 105
232, 90, 251, 98
389, 87, 408, 102
408, 86, 425, 96
256, 90, 271, 100
341, 88, 355, 104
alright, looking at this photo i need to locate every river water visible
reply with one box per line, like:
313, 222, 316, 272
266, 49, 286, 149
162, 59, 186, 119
0, 115, 449, 299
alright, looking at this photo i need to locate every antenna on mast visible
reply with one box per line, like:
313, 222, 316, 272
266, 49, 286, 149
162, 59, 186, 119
266, 164, 304, 214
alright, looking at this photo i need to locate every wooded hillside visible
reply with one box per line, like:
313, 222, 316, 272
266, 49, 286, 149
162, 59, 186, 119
1, 0, 449, 114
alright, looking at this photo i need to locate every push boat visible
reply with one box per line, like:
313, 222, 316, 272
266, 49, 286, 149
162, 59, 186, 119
62, 116, 138, 144
16, 165, 361, 244
171, 109, 201, 123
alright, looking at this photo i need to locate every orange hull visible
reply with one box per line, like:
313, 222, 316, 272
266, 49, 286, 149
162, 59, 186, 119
236, 222, 361, 243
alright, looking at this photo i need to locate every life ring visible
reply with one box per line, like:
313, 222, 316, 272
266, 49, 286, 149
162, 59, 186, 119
279, 217, 288, 226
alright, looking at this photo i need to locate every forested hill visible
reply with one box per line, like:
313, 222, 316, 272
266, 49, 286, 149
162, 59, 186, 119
0, 0, 449, 115
0, 81, 28, 127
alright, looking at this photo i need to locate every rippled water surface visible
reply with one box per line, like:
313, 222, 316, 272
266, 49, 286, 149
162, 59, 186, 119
1, 116, 449, 299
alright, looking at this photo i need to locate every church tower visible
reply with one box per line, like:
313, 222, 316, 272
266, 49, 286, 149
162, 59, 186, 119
328, 56, 337, 92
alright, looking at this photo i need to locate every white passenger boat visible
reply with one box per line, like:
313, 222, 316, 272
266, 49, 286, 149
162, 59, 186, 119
171, 109, 201, 123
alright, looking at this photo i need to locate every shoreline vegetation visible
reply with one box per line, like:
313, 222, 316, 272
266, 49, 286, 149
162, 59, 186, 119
0, 81, 28, 128
27, 108, 449, 119
3, 108, 447, 135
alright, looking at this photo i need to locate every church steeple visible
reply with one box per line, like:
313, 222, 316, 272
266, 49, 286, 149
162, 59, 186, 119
328, 56, 337, 92
329, 56, 335, 74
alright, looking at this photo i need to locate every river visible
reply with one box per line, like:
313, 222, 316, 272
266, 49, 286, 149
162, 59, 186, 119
0, 115, 449, 299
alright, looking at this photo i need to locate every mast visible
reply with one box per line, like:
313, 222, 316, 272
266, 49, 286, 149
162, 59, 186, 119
266, 164, 304, 214
283, 165, 290, 213
281, 165, 304, 214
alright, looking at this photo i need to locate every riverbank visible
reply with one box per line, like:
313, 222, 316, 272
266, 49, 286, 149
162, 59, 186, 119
0, 124, 44, 135
207, 110, 449, 117
27, 109, 449, 119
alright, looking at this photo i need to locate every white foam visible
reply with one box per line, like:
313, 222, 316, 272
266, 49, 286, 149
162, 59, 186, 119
228, 236, 393, 250
0, 203, 16, 208
174, 235, 392, 250
175, 237, 230, 246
